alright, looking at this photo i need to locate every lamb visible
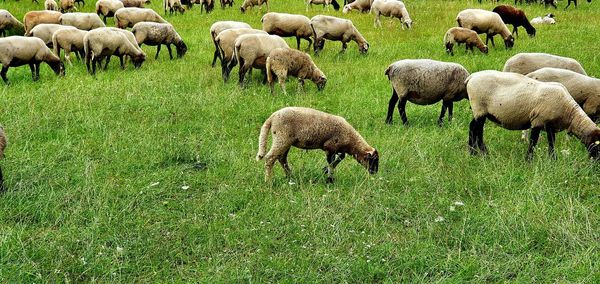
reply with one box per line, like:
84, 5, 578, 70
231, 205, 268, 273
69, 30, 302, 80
503, 53, 586, 75
384, 59, 470, 126
95, 0, 125, 23
530, 14, 555, 25
466, 70, 600, 160
215, 28, 267, 82
456, 8, 514, 49
342, 0, 371, 14
310, 15, 369, 54
209, 21, 251, 67
261, 12, 313, 50
256, 107, 379, 183
526, 68, 600, 120
234, 33, 289, 87
120, 0, 150, 7
23, 11, 63, 34
27, 23, 77, 46
492, 5, 535, 38
443, 27, 488, 55
306, 0, 341, 11
84, 27, 146, 74
132, 22, 187, 59
0, 36, 65, 84
0, 126, 6, 190
164, 0, 186, 15
114, 8, 167, 29
45, 0, 59, 11
60, 0, 76, 13
52, 28, 87, 65
239, 0, 269, 13
1, 10, 25, 37
371, 0, 412, 29
59, 13, 105, 30
265, 47, 327, 95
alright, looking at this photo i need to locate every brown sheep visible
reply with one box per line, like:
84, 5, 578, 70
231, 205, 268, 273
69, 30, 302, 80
120, 0, 150, 8
261, 12, 313, 50
233, 33, 289, 87
23, 10, 63, 34
114, 7, 167, 29
266, 47, 327, 95
443, 27, 488, 55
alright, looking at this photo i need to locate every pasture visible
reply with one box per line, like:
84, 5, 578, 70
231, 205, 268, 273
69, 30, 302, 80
1, 0, 599, 281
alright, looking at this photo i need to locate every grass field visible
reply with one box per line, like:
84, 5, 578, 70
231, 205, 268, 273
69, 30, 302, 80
0, 0, 599, 282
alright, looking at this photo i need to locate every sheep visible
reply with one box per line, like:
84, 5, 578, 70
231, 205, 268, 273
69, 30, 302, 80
45, 0, 59, 11
209, 21, 251, 67
215, 28, 267, 82
60, 0, 76, 13
240, 0, 269, 13
503, 53, 586, 76
59, 13, 105, 30
371, 0, 412, 29
1, 10, 25, 37
530, 14, 555, 25
132, 22, 187, 59
0, 36, 65, 84
0, 125, 6, 190
23, 11, 63, 34
114, 8, 167, 29
526, 68, 600, 121
27, 23, 77, 46
234, 33, 289, 87
197, 0, 216, 13
84, 27, 146, 74
492, 5, 535, 38
52, 28, 87, 65
164, 0, 186, 15
261, 12, 313, 50
95, 0, 124, 24
220, 0, 233, 8
265, 47, 327, 95
256, 106, 379, 183
466, 70, 600, 160
456, 8, 514, 49
342, 0, 371, 14
310, 15, 369, 54
384, 59, 470, 126
306, 0, 341, 11
120, 0, 150, 7
565, 0, 592, 9
443, 27, 488, 55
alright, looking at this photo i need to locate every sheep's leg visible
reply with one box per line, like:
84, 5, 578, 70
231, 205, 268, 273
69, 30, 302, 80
277, 73, 287, 95
238, 60, 250, 88
212, 43, 220, 67
447, 102, 454, 122
103, 56, 111, 70
513, 26, 519, 38
486, 34, 495, 47
475, 117, 487, 154
35, 63, 40, 80
278, 149, 292, 179
86, 53, 92, 74
65, 51, 73, 66
297, 78, 305, 92
261, 68, 268, 85
385, 88, 399, 124
119, 56, 125, 69
91, 57, 97, 75
468, 119, 478, 155
0, 167, 4, 192
103, 15, 107, 24
437, 101, 450, 126
546, 126, 557, 160
155, 45, 161, 60
305, 37, 312, 51
324, 152, 337, 183
295, 36, 301, 50
166, 44, 173, 60
1, 66, 8, 84
526, 127, 541, 161
340, 41, 347, 53
398, 96, 408, 125
29, 63, 37, 81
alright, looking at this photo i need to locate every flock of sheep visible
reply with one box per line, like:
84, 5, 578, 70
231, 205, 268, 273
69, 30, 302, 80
0, 0, 599, 186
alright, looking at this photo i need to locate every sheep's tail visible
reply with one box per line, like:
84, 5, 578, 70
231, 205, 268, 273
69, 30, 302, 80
256, 116, 272, 161
233, 41, 241, 69
331, 0, 340, 11
464, 74, 473, 86
52, 34, 59, 56
212, 31, 222, 62
266, 56, 273, 85
456, 17, 462, 27
384, 65, 392, 80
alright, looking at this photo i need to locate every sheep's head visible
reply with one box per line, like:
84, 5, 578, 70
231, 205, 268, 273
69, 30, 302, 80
355, 149, 379, 174
176, 41, 188, 58
131, 53, 146, 69
240, 6, 245, 13
342, 5, 350, 14
403, 19, 412, 30
314, 74, 327, 91
51, 61, 65, 77
504, 35, 514, 49
585, 129, 600, 160
481, 45, 489, 54
358, 42, 369, 55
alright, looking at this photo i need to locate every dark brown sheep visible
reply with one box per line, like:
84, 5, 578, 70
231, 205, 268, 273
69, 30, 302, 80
492, 5, 535, 38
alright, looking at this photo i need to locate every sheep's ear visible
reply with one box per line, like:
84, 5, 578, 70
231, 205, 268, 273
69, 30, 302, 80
595, 141, 600, 145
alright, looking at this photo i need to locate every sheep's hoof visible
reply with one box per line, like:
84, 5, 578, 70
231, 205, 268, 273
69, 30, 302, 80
322, 166, 329, 175
326, 176, 335, 184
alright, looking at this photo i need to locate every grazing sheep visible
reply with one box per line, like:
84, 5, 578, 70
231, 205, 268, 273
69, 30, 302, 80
256, 107, 379, 183
266, 47, 327, 95
95, 0, 124, 24
565, 0, 592, 9
215, 28, 267, 82
240, 0, 269, 13
0, 36, 65, 84
164, 0, 186, 15
234, 33, 289, 87
371, 0, 412, 29
209, 21, 251, 67
60, 0, 76, 13
114, 8, 167, 29
27, 23, 77, 46
527, 68, 600, 120
310, 15, 369, 54
306, 0, 341, 11
132, 22, 187, 59
530, 13, 555, 25
23, 11, 63, 34
0, 126, 6, 190
261, 12, 312, 50
45, 0, 59, 11
1, 10, 25, 37
443, 27, 488, 55
220, 0, 234, 8
197, 0, 216, 13
59, 13, 105, 30
120, 0, 150, 7
492, 5, 535, 38
456, 8, 514, 49
84, 27, 146, 74
503, 53, 586, 75
342, 0, 371, 13
52, 28, 87, 65
384, 59, 470, 125
466, 70, 600, 160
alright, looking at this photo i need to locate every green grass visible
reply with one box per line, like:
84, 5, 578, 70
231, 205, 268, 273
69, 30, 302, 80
0, 0, 599, 282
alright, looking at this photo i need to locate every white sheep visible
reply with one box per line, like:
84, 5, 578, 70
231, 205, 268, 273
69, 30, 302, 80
240, 0, 269, 13
261, 12, 313, 50
384, 59, 470, 125
0, 36, 65, 84
306, 0, 341, 11
132, 22, 187, 59
209, 21, 251, 67
27, 23, 77, 46
371, 0, 412, 29
23, 10, 63, 35
95, 0, 125, 24
114, 7, 167, 29
466, 70, 600, 160
503, 53, 586, 75
256, 106, 379, 183
310, 15, 369, 54
214, 28, 267, 82
531, 14, 556, 25
84, 27, 146, 74
59, 13, 106, 30
342, 0, 372, 14
164, 0, 186, 15
266, 47, 327, 95
234, 33, 289, 87
456, 8, 514, 49
443, 27, 488, 55
1, 10, 25, 37
120, 0, 150, 7
52, 28, 88, 65
45, 0, 59, 11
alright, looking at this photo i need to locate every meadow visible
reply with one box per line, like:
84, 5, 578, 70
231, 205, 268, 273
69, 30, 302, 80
0, 0, 599, 281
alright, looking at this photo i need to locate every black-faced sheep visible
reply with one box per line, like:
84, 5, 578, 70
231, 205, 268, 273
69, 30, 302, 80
234, 33, 289, 87
0, 36, 65, 84
60, 0, 76, 13
0, 126, 6, 190
492, 5, 535, 38
310, 15, 369, 54
456, 8, 514, 49
215, 28, 267, 82
240, 0, 269, 13
371, 0, 412, 29
1, 10, 25, 37
306, 0, 341, 11
342, 0, 371, 14
266, 47, 327, 95
209, 21, 251, 67
261, 12, 313, 50
132, 22, 187, 59
197, 0, 216, 13
120, 0, 150, 7
45, 0, 59, 11
220, 0, 233, 8
384, 59, 470, 126
59, 13, 106, 30
466, 70, 600, 160
27, 23, 77, 47
503, 53, 586, 75
52, 28, 87, 65
95, 0, 125, 23
256, 106, 379, 183
114, 8, 167, 29
444, 27, 488, 55
84, 27, 146, 74
164, 0, 186, 15
23, 11, 63, 34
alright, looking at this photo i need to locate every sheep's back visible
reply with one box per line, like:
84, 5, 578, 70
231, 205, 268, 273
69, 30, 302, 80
503, 53, 587, 76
